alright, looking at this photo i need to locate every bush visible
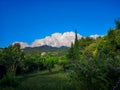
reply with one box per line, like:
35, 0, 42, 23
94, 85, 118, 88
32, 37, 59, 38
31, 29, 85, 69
70, 58, 120, 90
0, 73, 19, 88
70, 63, 104, 90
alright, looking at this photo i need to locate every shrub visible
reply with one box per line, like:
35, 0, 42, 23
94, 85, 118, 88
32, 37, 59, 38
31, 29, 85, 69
70, 58, 120, 90
70, 61, 107, 90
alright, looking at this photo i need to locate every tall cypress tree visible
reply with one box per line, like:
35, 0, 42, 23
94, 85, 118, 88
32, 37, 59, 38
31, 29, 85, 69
67, 30, 80, 61
74, 30, 80, 60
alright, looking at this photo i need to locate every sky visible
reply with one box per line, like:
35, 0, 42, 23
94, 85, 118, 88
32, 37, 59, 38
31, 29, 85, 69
0, 0, 120, 48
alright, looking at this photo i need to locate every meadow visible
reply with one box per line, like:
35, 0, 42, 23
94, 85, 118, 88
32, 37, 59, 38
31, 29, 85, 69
1, 66, 75, 90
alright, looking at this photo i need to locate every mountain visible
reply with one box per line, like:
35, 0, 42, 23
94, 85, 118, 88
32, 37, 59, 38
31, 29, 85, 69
23, 45, 69, 56
24, 45, 69, 50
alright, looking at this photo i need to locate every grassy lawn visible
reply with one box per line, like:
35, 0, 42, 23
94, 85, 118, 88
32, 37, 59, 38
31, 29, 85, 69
0, 66, 75, 90
0, 65, 75, 90
16, 71, 74, 90
16, 70, 74, 90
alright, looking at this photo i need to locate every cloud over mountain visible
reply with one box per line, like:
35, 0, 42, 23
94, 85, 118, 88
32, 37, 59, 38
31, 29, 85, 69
31, 32, 82, 47
13, 32, 102, 49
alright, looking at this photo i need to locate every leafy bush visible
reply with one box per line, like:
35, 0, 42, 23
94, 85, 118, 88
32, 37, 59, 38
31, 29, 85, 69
70, 57, 120, 90
70, 60, 106, 90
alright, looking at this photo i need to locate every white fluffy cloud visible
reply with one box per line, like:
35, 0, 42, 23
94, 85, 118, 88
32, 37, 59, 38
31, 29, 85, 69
13, 32, 103, 48
89, 34, 101, 39
31, 32, 82, 47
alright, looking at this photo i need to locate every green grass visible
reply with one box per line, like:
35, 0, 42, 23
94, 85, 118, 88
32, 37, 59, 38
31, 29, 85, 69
1, 67, 75, 90
18, 72, 73, 90
17, 69, 74, 90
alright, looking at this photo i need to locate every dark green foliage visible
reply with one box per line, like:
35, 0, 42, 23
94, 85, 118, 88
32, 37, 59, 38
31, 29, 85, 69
67, 43, 76, 60
22, 55, 59, 73
23, 55, 38, 73
115, 19, 120, 30
67, 31, 80, 61
23, 55, 47, 73
0, 73, 19, 88
0, 65, 7, 79
70, 60, 109, 90
0, 43, 24, 74
79, 37, 95, 51
81, 37, 97, 60
70, 56, 120, 90
67, 34, 95, 61
59, 56, 70, 72
43, 55, 58, 72
69, 20, 120, 90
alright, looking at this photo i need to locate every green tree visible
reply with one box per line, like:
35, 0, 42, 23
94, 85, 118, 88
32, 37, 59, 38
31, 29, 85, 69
74, 31, 80, 60
0, 43, 24, 74
67, 31, 80, 61
59, 56, 69, 72
42, 55, 57, 72
69, 20, 120, 90
115, 19, 120, 30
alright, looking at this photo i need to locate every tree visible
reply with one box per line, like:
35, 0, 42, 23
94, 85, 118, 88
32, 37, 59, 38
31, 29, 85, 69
59, 56, 69, 72
74, 31, 80, 60
42, 55, 57, 72
67, 31, 80, 61
84, 42, 97, 60
69, 21, 120, 90
0, 43, 24, 74
115, 19, 120, 30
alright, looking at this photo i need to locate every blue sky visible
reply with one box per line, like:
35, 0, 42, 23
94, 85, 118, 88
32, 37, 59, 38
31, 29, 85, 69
0, 0, 120, 48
